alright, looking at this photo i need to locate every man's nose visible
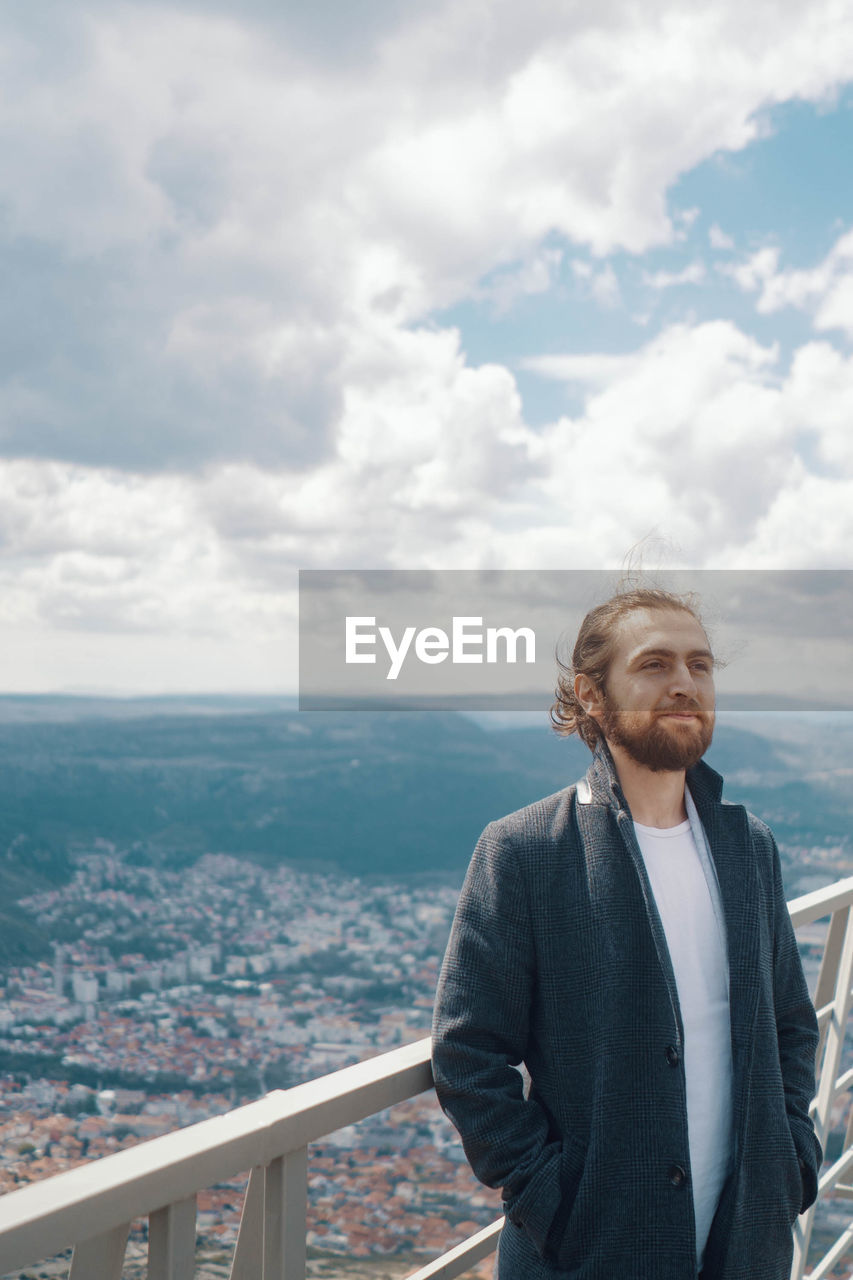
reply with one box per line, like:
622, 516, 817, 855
669, 663, 698, 698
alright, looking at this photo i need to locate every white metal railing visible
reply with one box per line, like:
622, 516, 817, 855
0, 875, 851, 1280
789, 876, 853, 1280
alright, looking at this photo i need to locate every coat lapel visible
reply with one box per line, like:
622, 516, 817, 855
577, 745, 686, 1040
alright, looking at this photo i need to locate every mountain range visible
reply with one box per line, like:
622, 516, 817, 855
1, 698, 851, 964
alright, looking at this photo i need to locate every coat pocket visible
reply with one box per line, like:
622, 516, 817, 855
547, 1132, 588, 1268
782, 1122, 804, 1224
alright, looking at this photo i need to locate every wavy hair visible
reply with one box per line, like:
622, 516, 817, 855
550, 587, 706, 748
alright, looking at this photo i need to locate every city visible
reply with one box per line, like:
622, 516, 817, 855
0, 845, 503, 1277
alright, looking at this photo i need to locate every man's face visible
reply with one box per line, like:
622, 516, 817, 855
596, 607, 716, 773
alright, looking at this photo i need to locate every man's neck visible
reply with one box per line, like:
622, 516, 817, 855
606, 741, 688, 828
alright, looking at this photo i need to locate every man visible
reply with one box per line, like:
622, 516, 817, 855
432, 588, 821, 1280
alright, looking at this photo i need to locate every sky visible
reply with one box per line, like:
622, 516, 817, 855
2, 0, 853, 694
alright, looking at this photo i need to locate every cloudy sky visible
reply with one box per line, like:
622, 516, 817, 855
2, 0, 853, 694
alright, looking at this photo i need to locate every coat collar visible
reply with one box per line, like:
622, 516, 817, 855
577, 737, 725, 814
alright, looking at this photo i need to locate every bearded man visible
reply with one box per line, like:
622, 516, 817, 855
432, 588, 821, 1280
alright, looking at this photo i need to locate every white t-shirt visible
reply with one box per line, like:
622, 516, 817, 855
633, 817, 734, 1269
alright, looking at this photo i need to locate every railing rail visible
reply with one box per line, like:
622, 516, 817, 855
0, 875, 851, 1280
0, 1038, 434, 1276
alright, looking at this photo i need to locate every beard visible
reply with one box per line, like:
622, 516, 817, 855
600, 698, 714, 773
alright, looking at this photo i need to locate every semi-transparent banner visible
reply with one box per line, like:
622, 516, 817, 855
298, 570, 853, 712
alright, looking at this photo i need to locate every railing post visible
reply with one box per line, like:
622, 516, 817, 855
68, 1221, 130, 1280
813, 903, 853, 1152
148, 1194, 197, 1280
813, 904, 850, 1061
263, 1149, 308, 1280
230, 1165, 265, 1280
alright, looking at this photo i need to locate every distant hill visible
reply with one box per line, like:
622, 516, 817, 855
0, 701, 850, 929
0, 707, 588, 884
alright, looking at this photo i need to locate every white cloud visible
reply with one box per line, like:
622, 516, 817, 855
569, 259, 623, 308
529, 321, 790, 539
723, 227, 853, 337
522, 349, 639, 385
516, 318, 853, 569
590, 263, 623, 308
0, 462, 236, 633
642, 261, 707, 289
719, 245, 781, 293
709, 223, 734, 250
739, 471, 853, 568
782, 340, 853, 472
0, 319, 533, 639
479, 247, 564, 314
675, 207, 701, 229
673, 206, 701, 241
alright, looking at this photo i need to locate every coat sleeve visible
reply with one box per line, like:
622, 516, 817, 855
431, 820, 580, 1260
767, 825, 823, 1213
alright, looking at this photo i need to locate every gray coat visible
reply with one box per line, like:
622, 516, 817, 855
431, 743, 822, 1280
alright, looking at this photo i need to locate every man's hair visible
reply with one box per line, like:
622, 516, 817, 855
550, 586, 707, 748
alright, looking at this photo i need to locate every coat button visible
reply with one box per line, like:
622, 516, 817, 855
669, 1164, 687, 1187
666, 1045, 680, 1067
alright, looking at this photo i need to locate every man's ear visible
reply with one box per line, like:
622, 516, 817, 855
574, 672, 604, 722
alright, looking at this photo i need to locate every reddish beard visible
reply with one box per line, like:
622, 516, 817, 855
600, 699, 714, 772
